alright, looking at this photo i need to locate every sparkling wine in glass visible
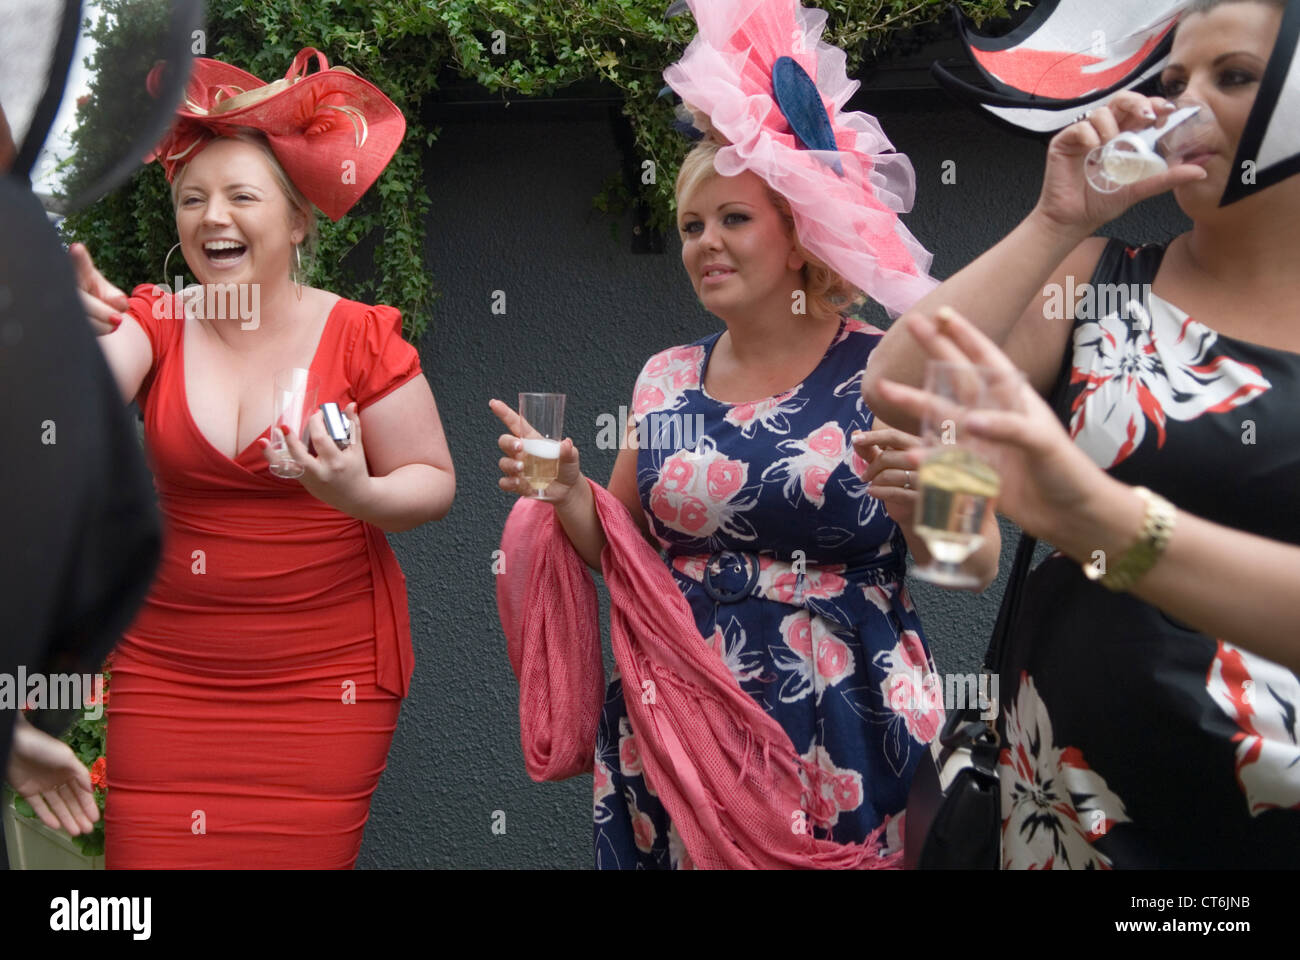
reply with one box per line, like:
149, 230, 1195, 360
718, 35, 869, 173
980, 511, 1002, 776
1084, 102, 1214, 193
914, 447, 1000, 584
910, 362, 1015, 588
517, 393, 565, 501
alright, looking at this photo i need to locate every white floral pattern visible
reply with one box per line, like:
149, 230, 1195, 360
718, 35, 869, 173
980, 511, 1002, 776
999, 673, 1131, 869
830, 319, 884, 421
877, 630, 945, 746
1206, 640, 1300, 815
593, 756, 616, 825
767, 609, 858, 705
754, 554, 847, 605
666, 821, 694, 870
703, 617, 765, 687
633, 345, 705, 420
627, 791, 658, 854
1068, 294, 1270, 469
617, 716, 643, 779
837, 436, 885, 527
722, 389, 809, 437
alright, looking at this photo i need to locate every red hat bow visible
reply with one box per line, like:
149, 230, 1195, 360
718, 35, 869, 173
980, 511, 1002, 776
146, 47, 406, 221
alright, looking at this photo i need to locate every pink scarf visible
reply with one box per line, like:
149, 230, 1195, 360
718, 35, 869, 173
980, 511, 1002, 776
497, 479, 901, 869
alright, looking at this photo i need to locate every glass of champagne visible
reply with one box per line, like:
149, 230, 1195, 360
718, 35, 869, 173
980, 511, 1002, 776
1084, 101, 1215, 194
910, 362, 1015, 588
516, 392, 566, 501
270, 368, 319, 479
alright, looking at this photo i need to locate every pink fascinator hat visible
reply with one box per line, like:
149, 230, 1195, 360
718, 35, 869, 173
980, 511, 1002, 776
664, 0, 938, 317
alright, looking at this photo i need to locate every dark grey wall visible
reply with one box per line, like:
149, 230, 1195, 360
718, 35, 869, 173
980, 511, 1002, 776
356, 101, 1191, 868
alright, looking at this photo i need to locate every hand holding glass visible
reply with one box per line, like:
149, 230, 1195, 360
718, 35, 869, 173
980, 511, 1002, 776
269, 368, 319, 479
516, 393, 566, 501
911, 362, 1016, 588
1085, 102, 1215, 193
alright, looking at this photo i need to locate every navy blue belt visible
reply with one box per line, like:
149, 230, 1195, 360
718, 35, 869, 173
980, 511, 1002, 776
674, 549, 907, 605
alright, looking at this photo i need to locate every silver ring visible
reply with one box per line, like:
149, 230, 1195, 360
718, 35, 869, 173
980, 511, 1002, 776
904, 470, 911, 490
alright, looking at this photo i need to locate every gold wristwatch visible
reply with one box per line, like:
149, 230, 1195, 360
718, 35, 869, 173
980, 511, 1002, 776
1082, 486, 1176, 592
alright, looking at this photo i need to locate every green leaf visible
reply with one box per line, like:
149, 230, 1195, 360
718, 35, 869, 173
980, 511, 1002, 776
62, 0, 991, 348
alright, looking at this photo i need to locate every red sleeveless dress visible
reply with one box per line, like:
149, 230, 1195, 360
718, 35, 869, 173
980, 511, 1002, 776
105, 284, 419, 869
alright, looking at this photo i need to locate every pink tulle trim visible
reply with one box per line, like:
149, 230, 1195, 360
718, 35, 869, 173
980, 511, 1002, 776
665, 0, 938, 317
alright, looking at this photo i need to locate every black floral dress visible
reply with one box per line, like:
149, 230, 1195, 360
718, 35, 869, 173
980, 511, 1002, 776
997, 238, 1300, 869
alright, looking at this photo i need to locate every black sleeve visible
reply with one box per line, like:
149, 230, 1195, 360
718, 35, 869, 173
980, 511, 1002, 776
0, 177, 161, 758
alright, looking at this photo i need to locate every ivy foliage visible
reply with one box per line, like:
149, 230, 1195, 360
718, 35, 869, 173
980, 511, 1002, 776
61, 0, 1024, 341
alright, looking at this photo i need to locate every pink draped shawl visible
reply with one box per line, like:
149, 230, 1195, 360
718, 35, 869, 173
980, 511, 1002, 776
497, 479, 901, 869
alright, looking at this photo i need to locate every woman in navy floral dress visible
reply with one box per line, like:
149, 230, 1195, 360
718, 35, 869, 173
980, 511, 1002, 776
590, 311, 941, 868
494, 0, 968, 866
494, 135, 992, 868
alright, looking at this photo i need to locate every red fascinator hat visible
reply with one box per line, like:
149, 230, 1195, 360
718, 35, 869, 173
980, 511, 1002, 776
146, 47, 406, 221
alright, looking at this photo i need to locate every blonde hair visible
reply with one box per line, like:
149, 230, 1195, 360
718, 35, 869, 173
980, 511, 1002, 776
170, 129, 319, 263
674, 138, 862, 324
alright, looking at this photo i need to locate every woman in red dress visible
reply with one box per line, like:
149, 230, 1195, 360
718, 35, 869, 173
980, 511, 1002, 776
75, 49, 455, 868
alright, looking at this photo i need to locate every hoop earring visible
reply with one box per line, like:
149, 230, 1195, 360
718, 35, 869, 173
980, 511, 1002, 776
293, 243, 303, 302
162, 242, 182, 290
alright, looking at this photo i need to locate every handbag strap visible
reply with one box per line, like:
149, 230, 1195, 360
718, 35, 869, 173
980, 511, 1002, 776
982, 531, 1035, 673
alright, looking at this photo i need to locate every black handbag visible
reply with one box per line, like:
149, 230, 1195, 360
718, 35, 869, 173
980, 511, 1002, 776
903, 529, 1038, 869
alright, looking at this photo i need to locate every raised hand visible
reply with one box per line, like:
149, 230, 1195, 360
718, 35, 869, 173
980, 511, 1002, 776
1036, 92, 1209, 237
872, 307, 1103, 544
68, 242, 130, 335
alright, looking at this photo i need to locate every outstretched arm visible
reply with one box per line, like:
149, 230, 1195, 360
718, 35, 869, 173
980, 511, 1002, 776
70, 243, 154, 402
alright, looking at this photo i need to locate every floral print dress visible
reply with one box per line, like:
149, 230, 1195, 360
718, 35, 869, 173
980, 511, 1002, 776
997, 238, 1300, 868
592, 317, 943, 869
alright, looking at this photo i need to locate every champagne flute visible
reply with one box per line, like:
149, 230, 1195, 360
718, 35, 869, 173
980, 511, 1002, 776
270, 368, 319, 479
516, 393, 566, 501
910, 362, 1015, 588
